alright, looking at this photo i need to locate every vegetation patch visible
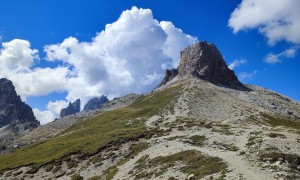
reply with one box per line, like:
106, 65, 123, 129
261, 113, 300, 131
118, 142, 149, 166
167, 136, 186, 141
188, 135, 207, 146
260, 151, 300, 171
267, 133, 286, 138
127, 142, 149, 159
212, 124, 234, 135
103, 165, 118, 180
26, 164, 41, 174
144, 128, 172, 139
45, 165, 53, 172
89, 155, 103, 164
55, 171, 66, 178
246, 136, 261, 147
248, 115, 265, 125
88, 176, 102, 180
52, 166, 61, 173
133, 150, 227, 179
5, 171, 12, 177
166, 117, 206, 129
13, 170, 23, 176
67, 160, 78, 169
0, 85, 181, 171
226, 144, 240, 151
71, 174, 84, 180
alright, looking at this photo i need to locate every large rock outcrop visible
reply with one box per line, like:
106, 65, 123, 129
83, 96, 109, 111
158, 68, 178, 87
0, 78, 39, 133
60, 99, 81, 117
160, 41, 245, 89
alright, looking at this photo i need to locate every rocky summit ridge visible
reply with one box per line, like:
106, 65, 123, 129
160, 41, 245, 89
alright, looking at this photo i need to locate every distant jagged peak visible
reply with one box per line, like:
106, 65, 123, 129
60, 99, 81, 118
160, 41, 248, 90
83, 95, 109, 111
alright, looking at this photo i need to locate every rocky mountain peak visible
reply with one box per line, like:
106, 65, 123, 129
83, 95, 109, 111
0, 78, 39, 133
161, 41, 245, 89
0, 78, 17, 97
60, 99, 81, 117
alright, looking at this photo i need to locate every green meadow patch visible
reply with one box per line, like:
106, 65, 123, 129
0, 85, 181, 171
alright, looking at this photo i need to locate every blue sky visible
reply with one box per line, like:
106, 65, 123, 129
0, 0, 299, 124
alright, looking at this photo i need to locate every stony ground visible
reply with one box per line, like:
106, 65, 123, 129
1, 78, 300, 180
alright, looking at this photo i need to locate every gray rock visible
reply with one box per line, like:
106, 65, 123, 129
159, 41, 247, 90
0, 78, 39, 133
83, 95, 109, 111
60, 99, 81, 117
187, 174, 195, 180
159, 68, 178, 86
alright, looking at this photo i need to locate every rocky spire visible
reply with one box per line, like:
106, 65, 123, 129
0, 78, 40, 132
160, 41, 245, 89
60, 99, 81, 117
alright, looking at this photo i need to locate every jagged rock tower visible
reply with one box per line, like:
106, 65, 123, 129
0, 78, 40, 133
160, 41, 245, 89
60, 99, 81, 117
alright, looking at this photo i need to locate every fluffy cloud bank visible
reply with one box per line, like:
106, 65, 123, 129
228, 0, 300, 45
0, 7, 197, 124
0, 39, 69, 100
33, 100, 68, 125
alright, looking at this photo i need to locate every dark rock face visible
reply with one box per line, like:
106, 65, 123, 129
159, 68, 178, 86
83, 96, 109, 111
60, 99, 81, 117
160, 41, 245, 89
0, 78, 39, 132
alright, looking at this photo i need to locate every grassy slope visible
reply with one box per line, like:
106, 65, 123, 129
0, 85, 181, 171
134, 150, 227, 179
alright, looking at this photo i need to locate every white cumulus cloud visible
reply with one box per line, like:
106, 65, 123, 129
0, 39, 39, 73
33, 108, 55, 125
228, 0, 300, 45
0, 39, 69, 101
160, 21, 198, 67
44, 6, 197, 105
33, 100, 69, 125
0, 6, 197, 124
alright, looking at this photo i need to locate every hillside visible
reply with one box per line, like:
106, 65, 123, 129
0, 42, 300, 180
